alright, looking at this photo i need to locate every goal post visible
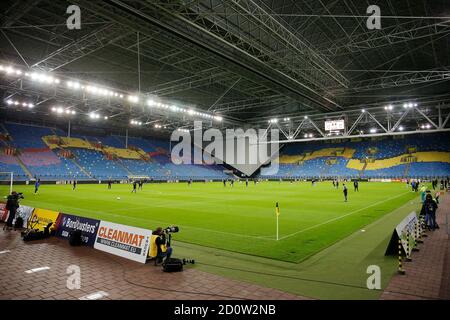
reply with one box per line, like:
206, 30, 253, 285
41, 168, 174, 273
0, 172, 13, 195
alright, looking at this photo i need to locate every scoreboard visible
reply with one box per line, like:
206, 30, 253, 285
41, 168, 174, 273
325, 119, 345, 131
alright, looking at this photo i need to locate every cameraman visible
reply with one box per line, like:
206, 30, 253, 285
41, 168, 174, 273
4, 191, 22, 231
151, 227, 172, 263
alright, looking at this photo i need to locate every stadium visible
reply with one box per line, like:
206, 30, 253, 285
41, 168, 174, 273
0, 0, 449, 306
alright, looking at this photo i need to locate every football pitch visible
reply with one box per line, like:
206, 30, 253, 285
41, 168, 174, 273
1, 181, 418, 262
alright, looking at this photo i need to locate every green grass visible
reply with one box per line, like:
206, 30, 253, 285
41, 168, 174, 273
0, 181, 417, 263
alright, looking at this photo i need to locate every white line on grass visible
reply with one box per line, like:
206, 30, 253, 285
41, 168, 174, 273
24, 199, 270, 240
23, 191, 411, 242
278, 191, 411, 241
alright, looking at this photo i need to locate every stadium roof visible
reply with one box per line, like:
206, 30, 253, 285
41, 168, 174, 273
0, 0, 449, 134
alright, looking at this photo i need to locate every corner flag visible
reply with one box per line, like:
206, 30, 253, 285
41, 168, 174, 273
275, 202, 280, 241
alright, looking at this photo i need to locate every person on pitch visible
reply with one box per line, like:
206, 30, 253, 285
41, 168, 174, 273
132, 180, 137, 193
353, 180, 359, 192
343, 184, 348, 202
72, 179, 77, 191
34, 178, 40, 194
108, 179, 112, 189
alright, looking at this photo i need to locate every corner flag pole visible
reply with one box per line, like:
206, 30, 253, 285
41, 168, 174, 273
276, 202, 280, 241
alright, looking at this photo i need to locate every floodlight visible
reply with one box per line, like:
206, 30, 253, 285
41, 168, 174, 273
127, 95, 139, 103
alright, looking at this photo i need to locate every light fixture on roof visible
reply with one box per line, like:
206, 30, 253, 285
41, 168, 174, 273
370, 128, 377, 133
214, 115, 223, 122
89, 112, 101, 119
398, 126, 404, 131
6, 99, 34, 108
283, 117, 290, 121
361, 109, 365, 113
304, 116, 308, 119
127, 95, 139, 103
67, 81, 81, 90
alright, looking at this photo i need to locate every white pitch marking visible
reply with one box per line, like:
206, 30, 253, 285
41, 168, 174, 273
278, 191, 411, 241
79, 291, 109, 300
25, 266, 50, 274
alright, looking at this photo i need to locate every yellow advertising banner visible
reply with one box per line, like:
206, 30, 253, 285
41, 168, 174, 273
29, 208, 60, 231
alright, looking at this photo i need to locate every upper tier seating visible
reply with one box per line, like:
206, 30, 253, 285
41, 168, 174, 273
1, 122, 227, 181
5, 123, 53, 148
261, 132, 450, 179
70, 148, 129, 180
